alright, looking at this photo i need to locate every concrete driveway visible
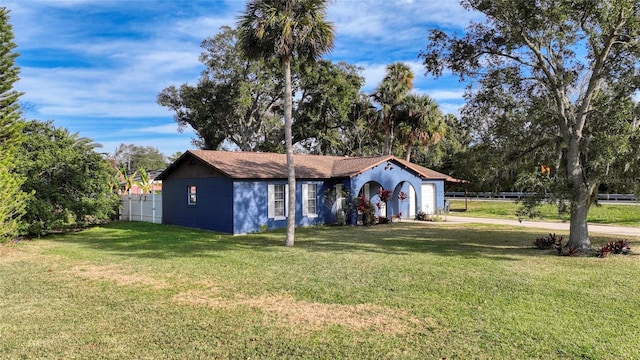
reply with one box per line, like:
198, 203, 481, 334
444, 215, 639, 237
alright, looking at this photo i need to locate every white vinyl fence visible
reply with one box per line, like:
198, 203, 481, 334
119, 191, 162, 224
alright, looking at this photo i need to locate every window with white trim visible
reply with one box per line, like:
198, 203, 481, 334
268, 184, 287, 219
187, 185, 197, 205
274, 184, 285, 217
302, 183, 317, 217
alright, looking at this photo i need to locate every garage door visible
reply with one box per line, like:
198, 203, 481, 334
421, 184, 435, 215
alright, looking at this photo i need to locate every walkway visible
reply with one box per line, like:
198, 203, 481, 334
443, 215, 639, 237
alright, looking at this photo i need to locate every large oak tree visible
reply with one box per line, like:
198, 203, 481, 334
422, 0, 640, 251
158, 26, 284, 151
294, 60, 366, 155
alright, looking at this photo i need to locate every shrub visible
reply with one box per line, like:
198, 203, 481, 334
17, 121, 120, 236
357, 195, 377, 226
534, 233, 582, 256
595, 244, 612, 258
564, 245, 580, 256
595, 240, 631, 257
415, 211, 428, 221
608, 240, 631, 254
534, 233, 562, 250
377, 216, 390, 224
554, 238, 581, 257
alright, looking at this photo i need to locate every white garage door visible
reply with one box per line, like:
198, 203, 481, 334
421, 184, 435, 215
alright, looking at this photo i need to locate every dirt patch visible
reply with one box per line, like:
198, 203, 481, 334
68, 264, 170, 289
0, 245, 17, 259
172, 290, 436, 333
0, 242, 47, 263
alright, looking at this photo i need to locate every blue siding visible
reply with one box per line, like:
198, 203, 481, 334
162, 178, 234, 233
232, 181, 271, 234
296, 180, 324, 227
232, 180, 330, 234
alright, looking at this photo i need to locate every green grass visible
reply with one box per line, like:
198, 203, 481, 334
449, 199, 640, 226
1, 221, 639, 359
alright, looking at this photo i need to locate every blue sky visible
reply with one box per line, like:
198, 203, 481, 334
5, 0, 480, 157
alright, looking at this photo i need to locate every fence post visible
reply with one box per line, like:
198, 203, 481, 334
152, 190, 156, 223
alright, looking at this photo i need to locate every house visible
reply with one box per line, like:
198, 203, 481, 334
156, 150, 459, 234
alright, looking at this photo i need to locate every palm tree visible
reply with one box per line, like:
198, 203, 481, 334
67, 130, 103, 150
371, 62, 414, 155
396, 94, 446, 162
135, 168, 155, 195
238, 0, 334, 246
117, 165, 138, 194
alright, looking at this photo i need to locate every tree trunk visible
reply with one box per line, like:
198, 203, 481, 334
568, 192, 590, 252
405, 143, 413, 162
283, 57, 296, 247
382, 113, 391, 155
388, 119, 395, 155
383, 133, 390, 155
566, 140, 591, 252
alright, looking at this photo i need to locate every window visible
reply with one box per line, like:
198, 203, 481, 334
274, 184, 285, 217
302, 184, 317, 217
268, 184, 287, 219
188, 185, 197, 205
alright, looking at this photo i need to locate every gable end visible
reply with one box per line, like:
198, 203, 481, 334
160, 154, 227, 180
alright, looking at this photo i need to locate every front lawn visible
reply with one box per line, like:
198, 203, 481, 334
1, 221, 639, 359
448, 199, 640, 226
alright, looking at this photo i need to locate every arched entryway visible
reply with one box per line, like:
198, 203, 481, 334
393, 181, 417, 219
357, 181, 385, 219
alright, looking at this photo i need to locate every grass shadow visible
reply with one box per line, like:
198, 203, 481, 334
47, 220, 620, 261
50, 221, 284, 259
292, 222, 548, 260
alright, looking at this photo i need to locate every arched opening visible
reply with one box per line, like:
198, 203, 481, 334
393, 181, 416, 219
356, 181, 385, 221
326, 182, 348, 224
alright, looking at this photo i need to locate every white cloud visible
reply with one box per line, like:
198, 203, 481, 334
132, 123, 194, 135
5, 0, 481, 156
329, 1, 479, 39
357, 62, 388, 91
415, 89, 466, 101
439, 102, 463, 116
17, 66, 180, 118
172, 15, 239, 42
